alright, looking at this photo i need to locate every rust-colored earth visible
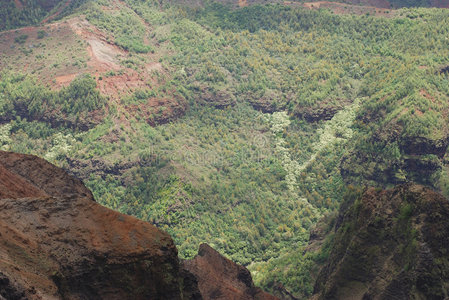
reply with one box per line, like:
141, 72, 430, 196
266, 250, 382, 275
0, 151, 277, 299
14, 0, 23, 9
184, 244, 278, 300
0, 151, 183, 299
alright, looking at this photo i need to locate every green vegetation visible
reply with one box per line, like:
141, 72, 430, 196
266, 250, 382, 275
251, 213, 337, 298
14, 34, 28, 44
0, 0, 49, 30
86, 4, 154, 53
0, 0, 91, 31
2, 0, 449, 297
0, 72, 105, 129
37, 30, 46, 39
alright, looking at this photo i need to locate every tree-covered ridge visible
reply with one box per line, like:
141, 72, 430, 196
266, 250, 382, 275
0, 72, 106, 130
0, 0, 62, 30
0, 0, 442, 32
172, 3, 449, 187
0, 0, 91, 31
1, 1, 48, 30
1, 0, 449, 297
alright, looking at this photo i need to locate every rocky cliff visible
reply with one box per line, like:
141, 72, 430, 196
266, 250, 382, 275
0, 151, 274, 300
311, 184, 449, 300
183, 244, 277, 300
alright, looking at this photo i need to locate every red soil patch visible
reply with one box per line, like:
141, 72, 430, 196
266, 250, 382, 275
125, 93, 187, 126
0, 164, 47, 199
68, 18, 123, 74
2, 13, 184, 125
239, 0, 249, 7
68, 18, 171, 103
14, 0, 23, 9
183, 244, 277, 300
420, 88, 436, 103
98, 71, 147, 98
55, 73, 78, 87
0, 151, 182, 299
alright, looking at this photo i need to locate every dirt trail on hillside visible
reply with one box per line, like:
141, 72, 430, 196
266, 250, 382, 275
41, 0, 72, 24
55, 73, 78, 86
67, 17, 167, 100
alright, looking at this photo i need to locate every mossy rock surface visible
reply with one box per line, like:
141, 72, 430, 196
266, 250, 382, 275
312, 184, 449, 300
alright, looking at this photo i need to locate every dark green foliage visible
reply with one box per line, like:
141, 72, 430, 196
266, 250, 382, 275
0, 72, 105, 130
0, 0, 93, 31
313, 185, 449, 299
390, 0, 430, 7
82, 104, 321, 266
37, 30, 46, 39
0, 0, 57, 30
58, 74, 104, 114
3, 1, 449, 298
14, 34, 28, 44
116, 36, 154, 53
86, 6, 154, 53
0, 1, 45, 30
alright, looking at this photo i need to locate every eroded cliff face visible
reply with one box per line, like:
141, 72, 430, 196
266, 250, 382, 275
183, 244, 278, 300
0, 151, 275, 300
0, 151, 194, 300
340, 134, 449, 188
311, 184, 449, 300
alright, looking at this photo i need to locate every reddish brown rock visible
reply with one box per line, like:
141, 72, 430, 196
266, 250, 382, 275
0, 151, 275, 300
183, 244, 279, 300
0, 151, 194, 300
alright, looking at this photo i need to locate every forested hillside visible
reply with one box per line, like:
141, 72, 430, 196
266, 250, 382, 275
0, 0, 91, 30
1, 0, 449, 298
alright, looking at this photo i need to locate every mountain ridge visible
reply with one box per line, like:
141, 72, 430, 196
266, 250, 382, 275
2, 0, 449, 298
0, 150, 276, 300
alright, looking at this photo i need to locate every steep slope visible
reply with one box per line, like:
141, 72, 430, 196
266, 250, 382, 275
312, 184, 449, 299
0, 1, 187, 128
0, 150, 276, 300
3, 1, 449, 297
0, 151, 194, 299
184, 244, 277, 300
0, 0, 71, 30
177, 0, 448, 8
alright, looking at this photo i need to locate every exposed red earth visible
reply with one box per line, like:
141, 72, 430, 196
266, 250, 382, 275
0, 151, 276, 299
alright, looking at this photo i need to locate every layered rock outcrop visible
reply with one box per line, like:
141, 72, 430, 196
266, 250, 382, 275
0, 151, 195, 300
0, 151, 274, 300
196, 86, 236, 108
294, 99, 351, 122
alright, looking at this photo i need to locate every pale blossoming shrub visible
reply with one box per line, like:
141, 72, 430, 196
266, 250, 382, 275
0, 124, 12, 151
265, 99, 360, 195
45, 132, 75, 161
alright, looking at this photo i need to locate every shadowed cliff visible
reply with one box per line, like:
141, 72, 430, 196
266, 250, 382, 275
311, 184, 449, 300
0, 151, 275, 300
